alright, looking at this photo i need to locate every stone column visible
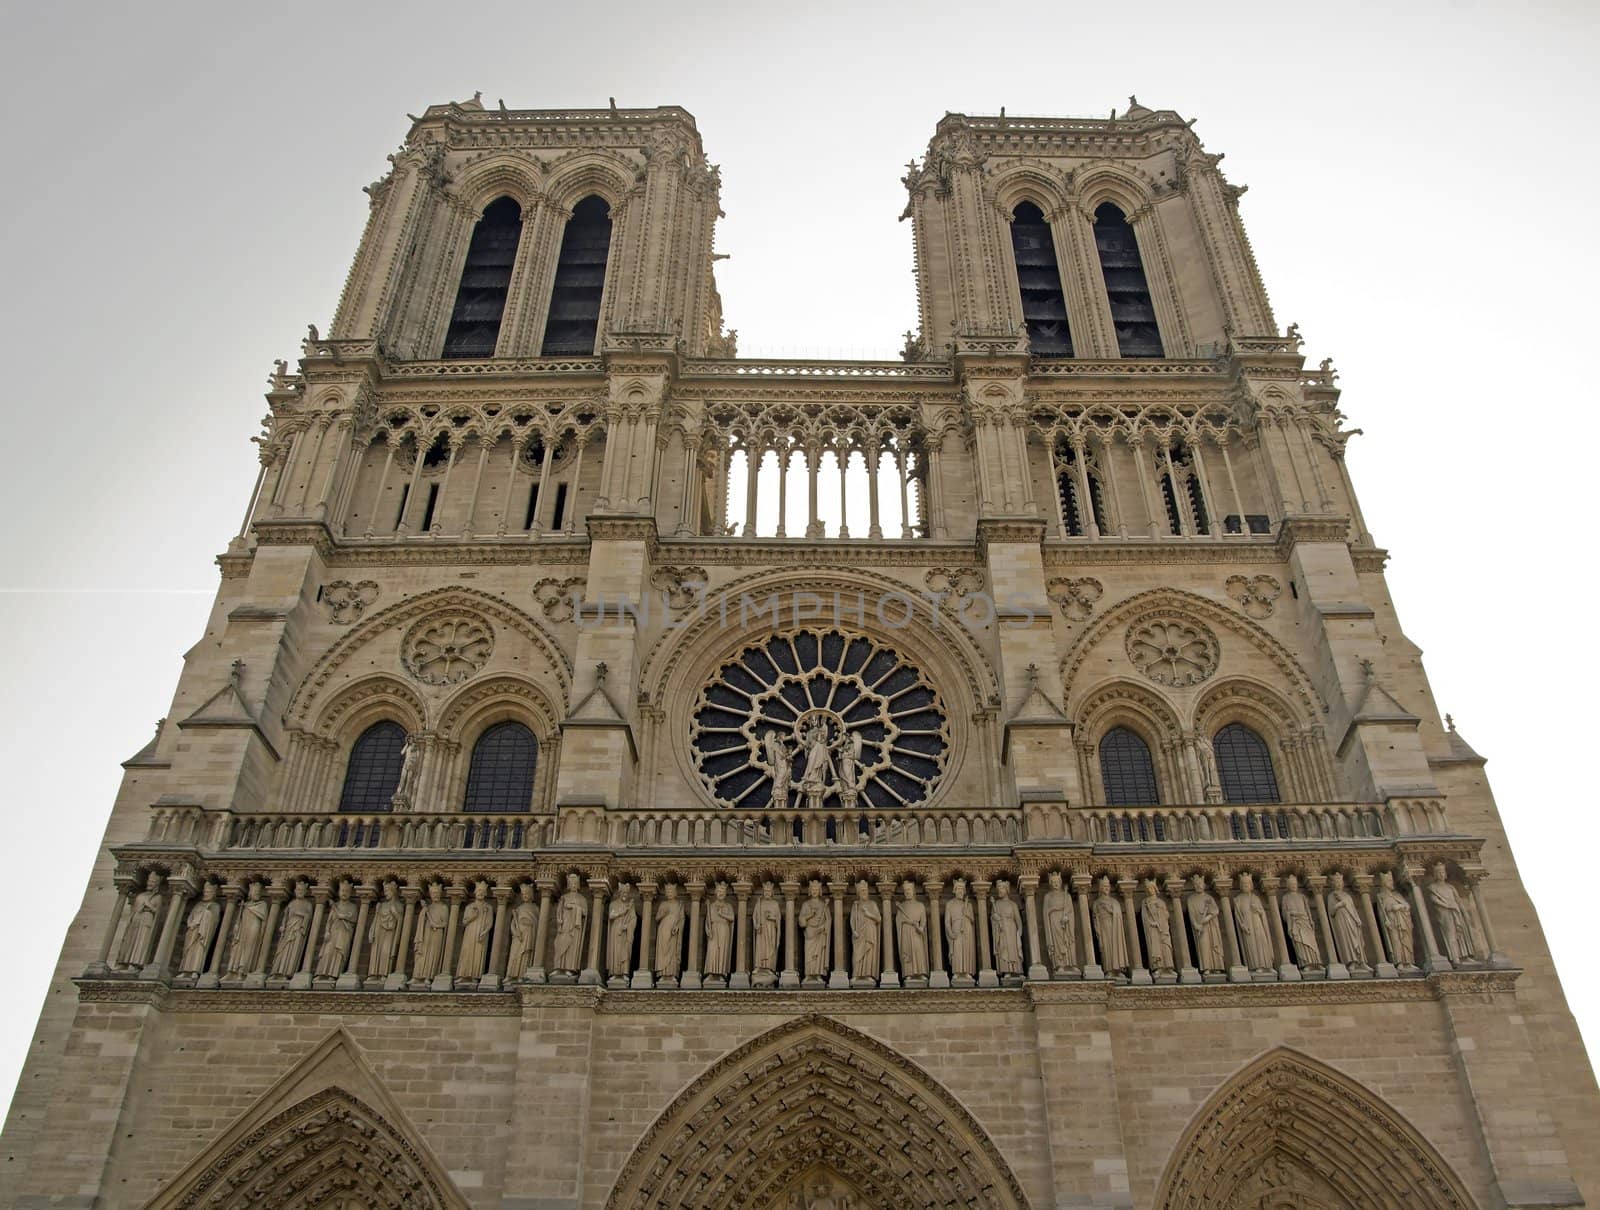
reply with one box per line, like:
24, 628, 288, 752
1405, 867, 1451, 973
925, 879, 949, 989
199, 882, 240, 990
1262, 875, 1301, 983
827, 881, 849, 990
1465, 868, 1510, 968
528, 878, 555, 984
780, 880, 801, 989
1020, 875, 1050, 982
87, 881, 133, 976
974, 879, 997, 988
1073, 875, 1104, 980
581, 879, 609, 988
1354, 874, 1397, 979
291, 883, 330, 990
1214, 876, 1250, 984
1308, 875, 1349, 980
683, 880, 705, 990
144, 875, 192, 982
1166, 877, 1199, 985
483, 882, 513, 990
633, 881, 657, 990
878, 879, 900, 989
1118, 878, 1151, 985
731, 879, 752, 990
434, 884, 463, 991
337, 883, 374, 991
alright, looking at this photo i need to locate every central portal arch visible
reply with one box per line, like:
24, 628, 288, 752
605, 1015, 1031, 1210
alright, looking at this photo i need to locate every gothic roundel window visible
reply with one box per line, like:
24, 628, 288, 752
690, 629, 949, 811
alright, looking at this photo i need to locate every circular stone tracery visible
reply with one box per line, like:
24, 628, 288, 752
691, 629, 948, 811
402, 614, 494, 686
1126, 615, 1219, 687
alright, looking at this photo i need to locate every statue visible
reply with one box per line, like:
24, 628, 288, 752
897, 881, 928, 980
798, 879, 830, 981
503, 883, 537, 980
391, 732, 421, 809
1041, 871, 1075, 972
1233, 873, 1274, 972
366, 881, 403, 979
455, 881, 493, 979
269, 881, 314, 978
833, 729, 865, 809
753, 880, 782, 976
410, 882, 449, 981
178, 883, 221, 975
944, 878, 976, 982
704, 882, 735, 980
117, 872, 164, 969
1280, 874, 1321, 969
1140, 879, 1174, 973
314, 881, 358, 979
797, 718, 837, 810
850, 881, 881, 983
763, 729, 794, 809
607, 883, 638, 978
655, 884, 686, 980
1327, 872, 1366, 966
1091, 876, 1129, 974
226, 881, 268, 976
1187, 874, 1225, 973
990, 880, 1024, 977
1376, 871, 1415, 967
1426, 863, 1477, 963
550, 873, 588, 974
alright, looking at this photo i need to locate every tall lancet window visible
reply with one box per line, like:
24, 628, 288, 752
442, 197, 523, 358
1093, 203, 1163, 357
541, 195, 612, 355
1009, 202, 1073, 357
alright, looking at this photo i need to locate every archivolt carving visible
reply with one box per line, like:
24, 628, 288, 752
449, 152, 544, 211
1074, 678, 1184, 746
435, 674, 562, 744
311, 674, 428, 742
604, 1015, 1030, 1210
285, 587, 572, 727
1154, 1048, 1474, 1209
985, 159, 1075, 219
1193, 677, 1305, 738
1062, 589, 1322, 718
543, 147, 637, 210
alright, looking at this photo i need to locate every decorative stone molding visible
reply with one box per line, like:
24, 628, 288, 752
401, 613, 494, 686
649, 564, 709, 609
319, 580, 379, 624
1127, 616, 1219, 687
1225, 573, 1281, 619
1046, 576, 1102, 622
532, 575, 585, 623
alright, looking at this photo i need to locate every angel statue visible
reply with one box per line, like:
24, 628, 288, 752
833, 728, 865, 809
762, 729, 794, 809
797, 719, 837, 811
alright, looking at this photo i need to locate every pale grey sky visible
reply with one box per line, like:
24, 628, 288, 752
1, 0, 1596, 1118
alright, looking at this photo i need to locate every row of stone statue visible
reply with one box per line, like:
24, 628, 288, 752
92, 861, 1500, 990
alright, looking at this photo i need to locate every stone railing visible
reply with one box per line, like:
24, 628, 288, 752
681, 358, 951, 380
145, 806, 550, 853
1023, 802, 1391, 846
554, 804, 1022, 849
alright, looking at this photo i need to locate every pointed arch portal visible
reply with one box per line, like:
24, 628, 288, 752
606, 1015, 1030, 1210
1154, 1048, 1474, 1210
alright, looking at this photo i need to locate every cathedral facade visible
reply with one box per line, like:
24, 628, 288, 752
4, 97, 1597, 1209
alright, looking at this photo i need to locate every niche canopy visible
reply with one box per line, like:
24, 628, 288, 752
690, 629, 948, 811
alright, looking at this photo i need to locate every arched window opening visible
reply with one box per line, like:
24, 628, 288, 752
442, 197, 522, 359
338, 721, 407, 812
1010, 202, 1073, 357
1053, 440, 1109, 537
463, 721, 539, 813
1099, 726, 1160, 805
1157, 443, 1209, 535
1214, 722, 1280, 804
1093, 203, 1163, 357
541, 195, 612, 355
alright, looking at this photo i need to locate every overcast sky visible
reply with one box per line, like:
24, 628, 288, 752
1, 0, 1596, 1119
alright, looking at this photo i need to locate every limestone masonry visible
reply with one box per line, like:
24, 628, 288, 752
4, 96, 1596, 1209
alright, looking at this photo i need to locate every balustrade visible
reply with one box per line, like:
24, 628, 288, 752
1023, 801, 1388, 845
143, 806, 549, 853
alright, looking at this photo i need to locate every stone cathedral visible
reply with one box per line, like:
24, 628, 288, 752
5, 95, 1598, 1210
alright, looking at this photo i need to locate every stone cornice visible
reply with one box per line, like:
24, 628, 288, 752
586, 515, 659, 544
1041, 538, 1282, 566
1274, 514, 1353, 557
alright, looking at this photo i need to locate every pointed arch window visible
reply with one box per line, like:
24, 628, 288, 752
1093, 203, 1163, 357
338, 721, 407, 812
1009, 202, 1073, 357
1099, 726, 1160, 805
1157, 442, 1210, 535
541, 195, 612, 355
1214, 722, 1280, 804
1053, 439, 1109, 537
442, 197, 523, 359
462, 721, 538, 812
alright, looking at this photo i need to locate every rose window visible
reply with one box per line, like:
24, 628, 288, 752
690, 629, 948, 811
402, 614, 494, 686
1126, 616, 1218, 687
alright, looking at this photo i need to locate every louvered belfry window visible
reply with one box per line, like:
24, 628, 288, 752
1214, 722, 1281, 804
1093, 203, 1163, 357
442, 197, 523, 358
541, 195, 612, 355
338, 721, 407, 812
462, 721, 539, 813
1010, 202, 1073, 357
1099, 726, 1160, 805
